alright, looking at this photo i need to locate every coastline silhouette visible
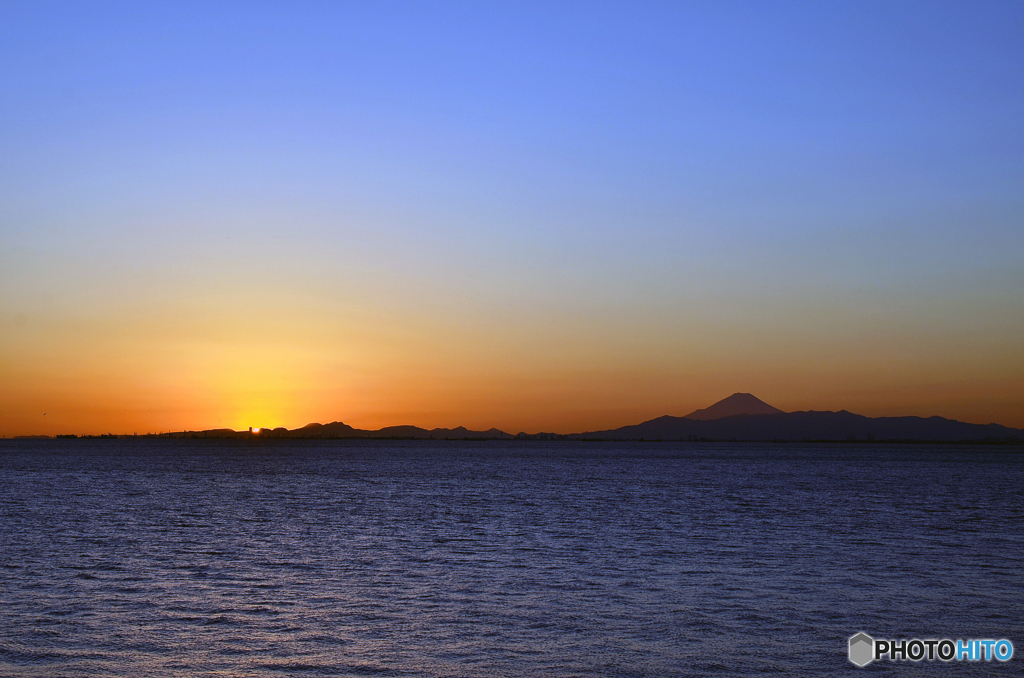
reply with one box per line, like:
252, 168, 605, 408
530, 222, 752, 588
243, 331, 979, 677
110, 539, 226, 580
19, 394, 1022, 443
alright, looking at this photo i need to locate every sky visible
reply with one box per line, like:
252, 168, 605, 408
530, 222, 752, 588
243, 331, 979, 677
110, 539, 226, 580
1, 1, 1022, 436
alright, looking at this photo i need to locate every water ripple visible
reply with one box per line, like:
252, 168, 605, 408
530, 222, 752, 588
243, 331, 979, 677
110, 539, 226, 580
1, 440, 1022, 676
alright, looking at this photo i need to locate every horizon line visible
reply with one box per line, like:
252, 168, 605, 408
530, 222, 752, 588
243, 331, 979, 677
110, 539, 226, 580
5, 405, 1023, 440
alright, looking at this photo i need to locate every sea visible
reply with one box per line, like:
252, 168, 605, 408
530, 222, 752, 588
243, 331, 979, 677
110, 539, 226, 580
0, 439, 1021, 677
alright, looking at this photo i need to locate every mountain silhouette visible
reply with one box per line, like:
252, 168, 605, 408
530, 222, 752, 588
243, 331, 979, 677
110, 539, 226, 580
684, 393, 784, 420
579, 408, 1022, 442
121, 393, 1021, 443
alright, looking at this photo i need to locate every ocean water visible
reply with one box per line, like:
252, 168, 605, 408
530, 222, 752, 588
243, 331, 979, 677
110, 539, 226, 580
0, 440, 1021, 677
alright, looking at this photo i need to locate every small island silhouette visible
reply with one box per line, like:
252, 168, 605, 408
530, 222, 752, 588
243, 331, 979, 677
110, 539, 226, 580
27, 393, 1022, 443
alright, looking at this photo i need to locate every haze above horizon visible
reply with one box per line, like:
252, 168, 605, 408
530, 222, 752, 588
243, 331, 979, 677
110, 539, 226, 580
2, 2, 1023, 437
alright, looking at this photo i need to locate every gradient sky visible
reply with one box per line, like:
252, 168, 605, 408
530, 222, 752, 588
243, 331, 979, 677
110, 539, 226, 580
2, 1, 1022, 436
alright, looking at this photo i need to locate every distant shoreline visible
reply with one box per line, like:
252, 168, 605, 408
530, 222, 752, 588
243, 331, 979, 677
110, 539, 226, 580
3, 435, 1022, 446
7, 395, 1022, 444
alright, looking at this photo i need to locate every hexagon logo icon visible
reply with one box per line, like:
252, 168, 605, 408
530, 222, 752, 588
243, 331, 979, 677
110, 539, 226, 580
849, 632, 874, 667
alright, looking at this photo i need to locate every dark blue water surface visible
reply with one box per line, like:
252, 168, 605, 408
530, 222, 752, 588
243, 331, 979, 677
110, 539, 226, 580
0, 440, 1021, 676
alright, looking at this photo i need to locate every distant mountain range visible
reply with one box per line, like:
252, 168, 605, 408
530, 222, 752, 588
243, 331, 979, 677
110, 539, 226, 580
569, 393, 1021, 442
28, 393, 1021, 442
